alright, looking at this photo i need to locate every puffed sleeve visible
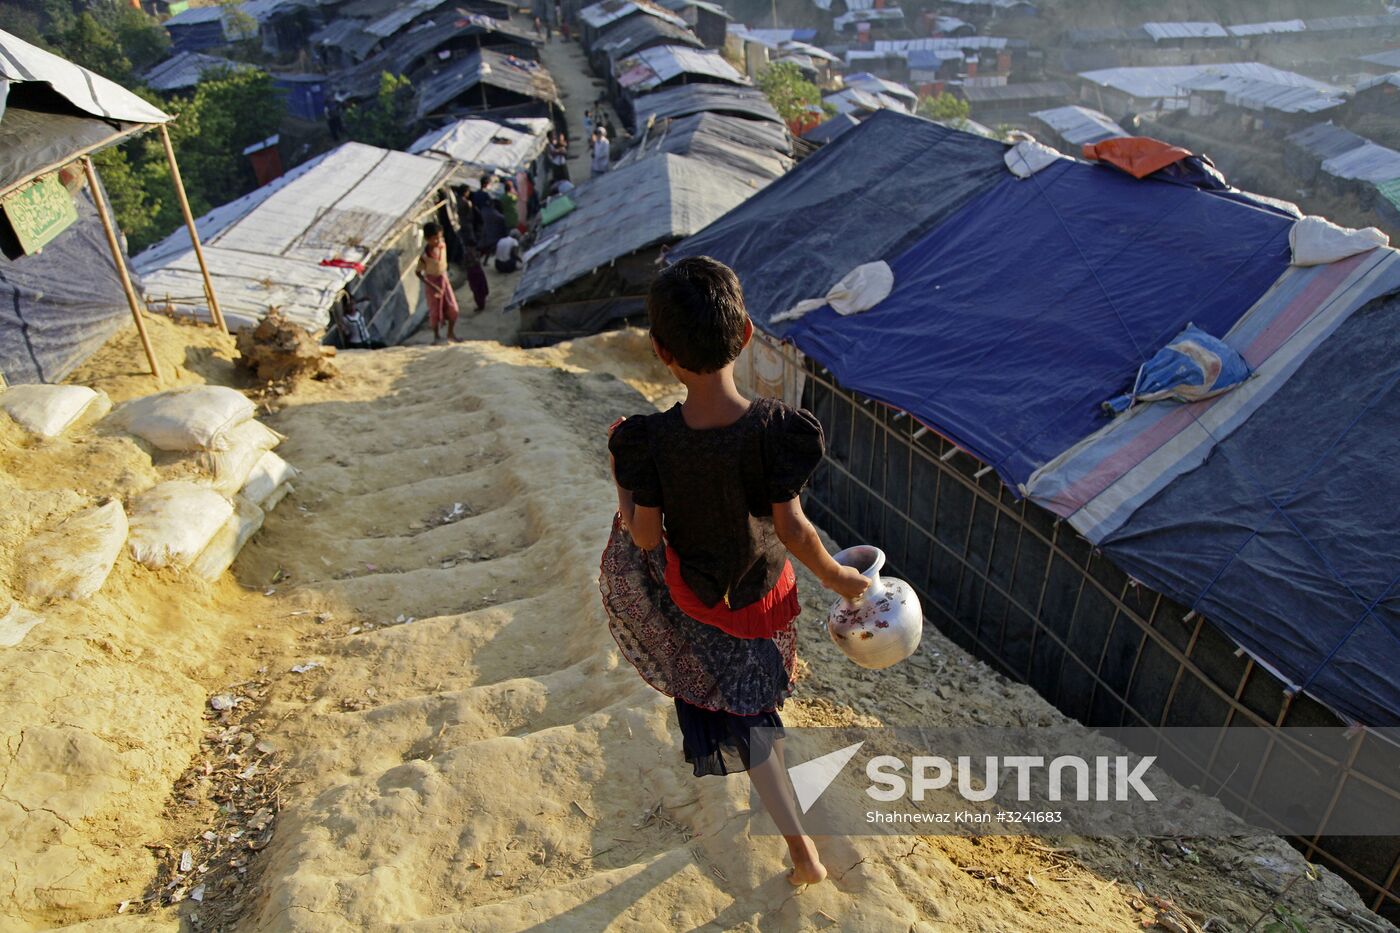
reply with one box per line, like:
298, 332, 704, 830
765, 405, 825, 503
608, 415, 662, 508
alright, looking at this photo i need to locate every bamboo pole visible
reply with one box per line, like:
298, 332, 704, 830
158, 124, 228, 334
83, 157, 162, 383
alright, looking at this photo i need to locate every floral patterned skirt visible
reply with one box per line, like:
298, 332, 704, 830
599, 514, 798, 717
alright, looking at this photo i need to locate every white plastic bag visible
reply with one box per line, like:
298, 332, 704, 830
0, 385, 112, 438
17, 500, 128, 602
195, 420, 283, 495
241, 451, 298, 509
0, 603, 43, 648
128, 481, 234, 570
191, 496, 264, 581
114, 385, 255, 451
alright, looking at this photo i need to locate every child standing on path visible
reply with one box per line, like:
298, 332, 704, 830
601, 256, 869, 886
416, 221, 459, 344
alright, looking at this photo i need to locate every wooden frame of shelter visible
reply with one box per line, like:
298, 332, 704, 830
0, 31, 229, 386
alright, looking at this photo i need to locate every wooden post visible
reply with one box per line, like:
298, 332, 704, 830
83, 157, 162, 383
158, 123, 228, 334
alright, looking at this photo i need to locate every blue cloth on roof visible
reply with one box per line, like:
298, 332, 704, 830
1102, 323, 1251, 414
1103, 289, 1400, 726
780, 158, 1293, 487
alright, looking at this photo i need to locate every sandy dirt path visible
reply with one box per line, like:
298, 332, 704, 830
184, 337, 1380, 932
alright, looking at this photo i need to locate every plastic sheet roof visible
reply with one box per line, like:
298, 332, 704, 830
416, 50, 559, 117
844, 73, 917, 105
1361, 49, 1400, 70
802, 112, 860, 144
824, 86, 908, 116
1225, 19, 1305, 36
512, 153, 766, 306
580, 0, 687, 30
141, 51, 244, 92
615, 45, 745, 91
594, 14, 703, 59
0, 29, 169, 125
1079, 64, 1334, 102
1287, 122, 1368, 161
616, 110, 792, 179
1031, 105, 1125, 146
133, 143, 452, 331
1183, 75, 1346, 114
1142, 21, 1227, 41
1357, 72, 1400, 92
1322, 142, 1400, 183
407, 117, 553, 176
833, 8, 904, 30
365, 0, 448, 38
630, 83, 781, 131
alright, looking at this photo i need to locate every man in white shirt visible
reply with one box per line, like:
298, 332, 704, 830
494, 232, 521, 273
590, 127, 610, 177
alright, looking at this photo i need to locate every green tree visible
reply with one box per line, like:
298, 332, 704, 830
917, 92, 970, 129
343, 73, 417, 150
757, 61, 827, 126
58, 11, 133, 83
44, 5, 169, 84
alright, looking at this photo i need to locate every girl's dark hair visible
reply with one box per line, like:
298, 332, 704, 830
647, 256, 747, 373
423, 221, 441, 237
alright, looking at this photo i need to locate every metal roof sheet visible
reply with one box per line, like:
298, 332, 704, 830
407, 116, 553, 175
874, 36, 1011, 52
364, 0, 449, 38
615, 44, 745, 91
1361, 49, 1400, 70
1031, 105, 1125, 145
133, 142, 452, 331
512, 153, 767, 306
1183, 74, 1346, 113
1357, 72, 1400, 91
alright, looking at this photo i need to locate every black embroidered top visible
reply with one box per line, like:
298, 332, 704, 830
609, 397, 825, 610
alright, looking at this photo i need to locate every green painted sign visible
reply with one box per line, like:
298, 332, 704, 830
3, 173, 78, 255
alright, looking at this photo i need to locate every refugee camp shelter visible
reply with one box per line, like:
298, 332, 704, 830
1031, 105, 1124, 149
415, 49, 560, 121
615, 111, 792, 180
273, 73, 329, 121
590, 11, 704, 73
141, 50, 242, 93
671, 110, 1400, 916
1351, 73, 1400, 117
959, 81, 1072, 120
510, 152, 769, 345
578, 0, 689, 49
1079, 64, 1336, 116
630, 82, 782, 132
407, 116, 553, 181
656, 0, 730, 47
134, 143, 454, 345
0, 30, 176, 384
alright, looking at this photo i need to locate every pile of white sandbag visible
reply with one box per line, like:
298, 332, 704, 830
0, 383, 299, 628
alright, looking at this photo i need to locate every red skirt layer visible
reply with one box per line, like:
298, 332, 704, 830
664, 546, 800, 639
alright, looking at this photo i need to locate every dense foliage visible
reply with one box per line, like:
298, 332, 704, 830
757, 61, 826, 126
344, 73, 418, 151
917, 93, 970, 129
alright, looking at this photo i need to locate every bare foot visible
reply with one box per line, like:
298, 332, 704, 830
786, 837, 827, 886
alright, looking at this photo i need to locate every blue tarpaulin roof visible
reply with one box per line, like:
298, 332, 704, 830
675, 111, 1400, 725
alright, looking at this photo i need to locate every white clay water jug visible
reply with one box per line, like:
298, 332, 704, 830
827, 545, 922, 669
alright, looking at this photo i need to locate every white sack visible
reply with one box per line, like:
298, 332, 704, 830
18, 500, 128, 602
195, 420, 283, 495
772, 262, 895, 324
1291, 215, 1389, 267
241, 451, 298, 509
191, 496, 265, 581
128, 481, 234, 570
0, 385, 111, 438
1004, 138, 1066, 179
114, 386, 255, 451
0, 603, 44, 648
